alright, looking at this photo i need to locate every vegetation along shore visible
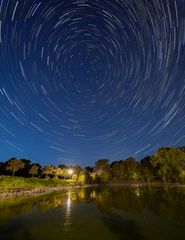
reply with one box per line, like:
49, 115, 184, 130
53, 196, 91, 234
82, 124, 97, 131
0, 146, 185, 196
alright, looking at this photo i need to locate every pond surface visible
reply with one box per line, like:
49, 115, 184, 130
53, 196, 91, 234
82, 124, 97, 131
0, 186, 185, 240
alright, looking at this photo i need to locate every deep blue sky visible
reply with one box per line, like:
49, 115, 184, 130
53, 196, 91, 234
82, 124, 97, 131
0, 0, 185, 167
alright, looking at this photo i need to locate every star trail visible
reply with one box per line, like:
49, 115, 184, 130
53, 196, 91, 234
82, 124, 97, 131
0, 0, 185, 166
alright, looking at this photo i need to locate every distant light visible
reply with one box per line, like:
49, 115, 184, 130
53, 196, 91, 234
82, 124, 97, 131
68, 169, 74, 175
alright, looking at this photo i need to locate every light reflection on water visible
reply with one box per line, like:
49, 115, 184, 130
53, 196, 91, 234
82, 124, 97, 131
63, 191, 72, 232
0, 186, 185, 240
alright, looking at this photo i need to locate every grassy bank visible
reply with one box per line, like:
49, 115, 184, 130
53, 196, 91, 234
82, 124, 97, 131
0, 175, 75, 188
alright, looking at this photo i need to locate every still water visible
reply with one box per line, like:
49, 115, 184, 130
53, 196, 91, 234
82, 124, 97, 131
0, 186, 185, 240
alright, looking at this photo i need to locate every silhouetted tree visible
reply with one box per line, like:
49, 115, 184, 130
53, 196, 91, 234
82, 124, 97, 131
58, 164, 66, 170
42, 165, 54, 179
0, 162, 7, 175
85, 166, 94, 173
6, 158, 25, 176
94, 159, 110, 182
17, 159, 31, 177
140, 156, 154, 182
29, 164, 39, 177
111, 160, 126, 180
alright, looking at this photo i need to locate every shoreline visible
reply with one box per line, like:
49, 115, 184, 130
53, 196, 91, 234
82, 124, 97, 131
1, 182, 185, 198
0, 184, 96, 198
108, 181, 185, 188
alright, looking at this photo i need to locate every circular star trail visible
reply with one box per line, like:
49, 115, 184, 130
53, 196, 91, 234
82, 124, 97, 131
0, 0, 185, 166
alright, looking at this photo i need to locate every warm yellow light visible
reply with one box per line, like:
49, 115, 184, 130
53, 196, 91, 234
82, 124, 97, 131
68, 169, 74, 175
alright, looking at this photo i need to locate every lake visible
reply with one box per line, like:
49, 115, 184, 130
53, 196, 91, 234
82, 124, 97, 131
0, 185, 185, 240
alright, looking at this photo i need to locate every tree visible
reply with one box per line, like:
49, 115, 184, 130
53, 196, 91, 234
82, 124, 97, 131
140, 157, 154, 182
18, 159, 31, 177
42, 165, 54, 179
58, 167, 70, 179
150, 147, 185, 183
72, 173, 78, 181
52, 167, 63, 179
0, 162, 7, 175
58, 164, 70, 178
179, 146, 185, 153
111, 160, 126, 180
78, 174, 86, 185
124, 157, 139, 180
94, 159, 110, 182
78, 169, 90, 185
58, 164, 66, 170
6, 158, 25, 176
85, 166, 94, 173
29, 164, 39, 177
72, 165, 82, 175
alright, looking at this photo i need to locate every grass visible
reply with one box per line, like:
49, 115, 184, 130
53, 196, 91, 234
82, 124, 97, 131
0, 175, 76, 188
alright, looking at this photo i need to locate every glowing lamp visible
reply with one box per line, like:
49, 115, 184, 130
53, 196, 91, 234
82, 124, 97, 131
68, 169, 74, 175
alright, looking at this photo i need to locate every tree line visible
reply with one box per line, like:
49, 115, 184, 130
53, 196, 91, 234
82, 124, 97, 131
0, 146, 185, 184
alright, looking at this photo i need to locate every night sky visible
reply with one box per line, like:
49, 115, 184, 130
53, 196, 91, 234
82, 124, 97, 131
0, 0, 185, 167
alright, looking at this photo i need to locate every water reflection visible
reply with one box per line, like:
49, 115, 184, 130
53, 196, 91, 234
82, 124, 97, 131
63, 191, 72, 232
102, 213, 147, 240
66, 191, 71, 217
0, 186, 185, 240
1, 186, 185, 222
